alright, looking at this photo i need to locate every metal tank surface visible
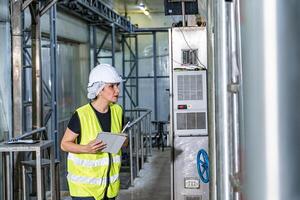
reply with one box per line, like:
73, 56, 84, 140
241, 0, 300, 200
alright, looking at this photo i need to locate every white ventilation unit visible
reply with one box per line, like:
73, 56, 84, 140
170, 27, 209, 200
173, 71, 207, 136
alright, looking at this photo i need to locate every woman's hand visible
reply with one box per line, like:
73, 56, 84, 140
85, 139, 107, 153
122, 136, 129, 147
61, 128, 107, 154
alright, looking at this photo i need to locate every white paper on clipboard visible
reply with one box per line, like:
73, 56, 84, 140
96, 132, 127, 154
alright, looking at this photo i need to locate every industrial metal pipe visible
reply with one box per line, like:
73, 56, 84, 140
228, 1, 242, 200
49, 5, 58, 159
241, 0, 300, 200
11, 0, 23, 138
129, 128, 134, 186
207, 0, 217, 199
31, 3, 43, 131
214, 0, 232, 200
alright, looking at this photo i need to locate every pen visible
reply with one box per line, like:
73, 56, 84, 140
121, 121, 131, 133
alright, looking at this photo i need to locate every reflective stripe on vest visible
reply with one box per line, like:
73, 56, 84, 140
67, 103, 123, 198
68, 153, 121, 167
67, 173, 119, 185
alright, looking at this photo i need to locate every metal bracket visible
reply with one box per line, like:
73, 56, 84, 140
230, 172, 242, 192
227, 83, 240, 93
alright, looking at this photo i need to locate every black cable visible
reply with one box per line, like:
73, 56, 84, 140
170, 15, 207, 69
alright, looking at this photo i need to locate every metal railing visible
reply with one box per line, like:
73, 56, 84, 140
124, 108, 152, 186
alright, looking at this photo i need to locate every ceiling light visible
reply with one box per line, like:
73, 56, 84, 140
139, 2, 145, 10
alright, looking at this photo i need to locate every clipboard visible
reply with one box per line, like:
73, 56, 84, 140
96, 132, 127, 154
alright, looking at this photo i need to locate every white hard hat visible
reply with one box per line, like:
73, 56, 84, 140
88, 64, 122, 87
87, 64, 122, 99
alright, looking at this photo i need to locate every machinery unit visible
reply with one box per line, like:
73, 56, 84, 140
169, 27, 209, 200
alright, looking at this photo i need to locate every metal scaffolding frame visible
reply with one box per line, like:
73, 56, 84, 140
90, 23, 117, 67
10, 1, 58, 199
121, 34, 139, 110
19, 1, 58, 157
10, 0, 136, 157
58, 1, 169, 120
10, 0, 171, 159
121, 28, 169, 120
59, 0, 135, 33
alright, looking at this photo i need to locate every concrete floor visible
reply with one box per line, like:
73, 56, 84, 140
117, 148, 171, 200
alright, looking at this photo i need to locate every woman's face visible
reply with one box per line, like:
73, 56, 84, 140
100, 83, 120, 103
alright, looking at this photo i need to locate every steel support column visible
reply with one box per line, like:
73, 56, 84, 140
135, 35, 138, 106
30, 2, 43, 130
214, 0, 232, 199
122, 35, 126, 110
121, 34, 138, 111
153, 32, 157, 120
49, 5, 58, 159
89, 25, 97, 69
11, 0, 23, 138
207, 0, 216, 199
111, 23, 115, 67
10, 2, 23, 199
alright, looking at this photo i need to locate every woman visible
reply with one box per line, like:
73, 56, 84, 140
61, 64, 124, 200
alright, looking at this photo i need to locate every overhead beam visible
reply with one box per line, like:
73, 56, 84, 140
40, 0, 58, 16
59, 0, 135, 32
22, 0, 34, 10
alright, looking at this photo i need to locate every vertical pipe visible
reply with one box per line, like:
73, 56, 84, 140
93, 26, 97, 66
168, 28, 174, 200
181, 2, 185, 27
21, 11, 27, 132
49, 144, 56, 200
235, 0, 245, 197
228, 1, 242, 200
140, 121, 144, 168
22, 165, 26, 200
129, 128, 134, 186
122, 35, 126, 110
1, 154, 4, 199
135, 125, 139, 175
5, 153, 12, 200
239, 0, 300, 199
11, 2, 23, 199
214, 0, 231, 200
30, 4, 42, 196
50, 5, 58, 159
36, 150, 42, 200
111, 23, 115, 67
143, 117, 147, 158
153, 32, 158, 120
207, 0, 216, 199
89, 25, 97, 68
31, 3, 43, 130
11, 0, 23, 138
148, 113, 152, 156
135, 35, 139, 106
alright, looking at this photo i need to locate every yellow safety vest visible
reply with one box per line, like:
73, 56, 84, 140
67, 103, 123, 199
